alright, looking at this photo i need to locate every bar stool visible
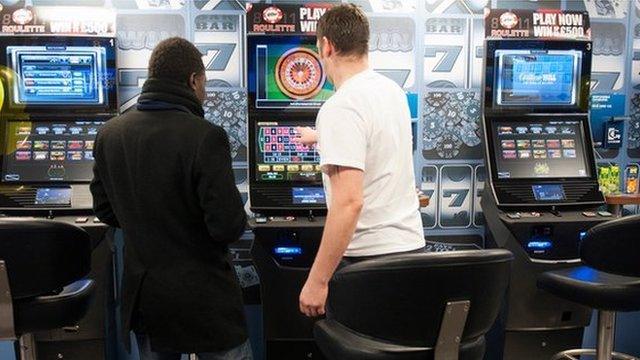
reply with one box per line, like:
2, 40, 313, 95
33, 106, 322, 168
0, 218, 95, 360
537, 214, 640, 360
314, 249, 513, 360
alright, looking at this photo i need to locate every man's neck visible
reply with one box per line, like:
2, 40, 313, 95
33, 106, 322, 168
331, 58, 369, 89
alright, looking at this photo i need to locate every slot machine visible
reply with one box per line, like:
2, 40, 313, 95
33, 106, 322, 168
0, 35, 118, 359
247, 32, 332, 359
480, 38, 610, 359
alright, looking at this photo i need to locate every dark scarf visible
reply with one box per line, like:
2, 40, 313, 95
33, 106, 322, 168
136, 78, 205, 118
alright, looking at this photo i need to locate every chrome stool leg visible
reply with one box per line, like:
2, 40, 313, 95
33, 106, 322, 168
18, 333, 37, 360
551, 311, 639, 360
597, 311, 616, 360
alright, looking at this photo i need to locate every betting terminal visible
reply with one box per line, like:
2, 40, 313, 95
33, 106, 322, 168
246, 6, 333, 358
0, 35, 117, 359
480, 12, 614, 359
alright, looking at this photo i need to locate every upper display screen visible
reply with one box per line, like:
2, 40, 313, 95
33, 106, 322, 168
0, 37, 116, 112
492, 119, 591, 180
483, 39, 591, 113
495, 50, 581, 107
1, 120, 103, 183
248, 35, 334, 110
254, 121, 322, 183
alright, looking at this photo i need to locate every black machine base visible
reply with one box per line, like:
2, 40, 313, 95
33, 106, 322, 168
250, 218, 325, 360
481, 192, 605, 359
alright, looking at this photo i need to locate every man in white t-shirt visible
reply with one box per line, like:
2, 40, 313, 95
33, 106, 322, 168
298, 4, 425, 318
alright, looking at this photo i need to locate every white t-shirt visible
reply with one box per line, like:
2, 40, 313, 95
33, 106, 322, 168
316, 70, 425, 257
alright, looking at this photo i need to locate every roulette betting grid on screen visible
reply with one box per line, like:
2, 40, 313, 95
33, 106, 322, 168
254, 122, 322, 183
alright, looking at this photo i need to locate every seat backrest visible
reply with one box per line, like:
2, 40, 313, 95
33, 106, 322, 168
581, 214, 640, 277
327, 249, 513, 348
0, 219, 91, 299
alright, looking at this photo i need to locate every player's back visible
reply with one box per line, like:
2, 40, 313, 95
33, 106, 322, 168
317, 70, 424, 256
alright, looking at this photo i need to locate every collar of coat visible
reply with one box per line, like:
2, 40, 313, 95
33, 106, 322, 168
137, 78, 205, 118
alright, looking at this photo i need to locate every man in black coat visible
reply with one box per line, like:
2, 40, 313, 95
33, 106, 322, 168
90, 37, 252, 360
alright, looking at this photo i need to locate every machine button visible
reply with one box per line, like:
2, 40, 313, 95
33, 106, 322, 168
93, 217, 101, 223
597, 211, 612, 217
75, 217, 88, 223
273, 165, 285, 172
301, 165, 314, 172
582, 211, 597, 217
315, 165, 322, 172
506, 212, 521, 219
287, 165, 300, 172
258, 165, 271, 172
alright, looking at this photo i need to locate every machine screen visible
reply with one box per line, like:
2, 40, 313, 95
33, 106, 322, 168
248, 35, 334, 110
532, 184, 566, 201
1, 120, 103, 183
0, 37, 116, 110
492, 120, 590, 179
495, 50, 580, 107
35, 188, 72, 205
292, 187, 326, 204
254, 121, 322, 183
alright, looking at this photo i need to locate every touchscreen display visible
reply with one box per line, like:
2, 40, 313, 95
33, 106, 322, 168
292, 187, 326, 204
2, 120, 103, 182
493, 120, 590, 179
254, 121, 322, 183
532, 184, 566, 201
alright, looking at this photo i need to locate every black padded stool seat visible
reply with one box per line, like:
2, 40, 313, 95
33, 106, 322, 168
536, 214, 640, 360
0, 218, 95, 360
0, 219, 91, 299
314, 249, 513, 360
14, 279, 95, 334
538, 266, 640, 312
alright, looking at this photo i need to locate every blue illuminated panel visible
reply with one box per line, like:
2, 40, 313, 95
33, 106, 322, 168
496, 50, 580, 106
274, 247, 303, 255
8, 45, 107, 106
292, 187, 325, 205
527, 241, 552, 250
35, 188, 72, 205
532, 184, 566, 201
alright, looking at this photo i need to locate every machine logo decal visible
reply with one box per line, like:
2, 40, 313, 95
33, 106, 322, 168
12, 8, 33, 25
263, 6, 284, 24
499, 12, 518, 29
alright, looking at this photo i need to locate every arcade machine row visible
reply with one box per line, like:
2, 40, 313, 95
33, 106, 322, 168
247, 33, 331, 360
0, 36, 118, 359
480, 38, 610, 359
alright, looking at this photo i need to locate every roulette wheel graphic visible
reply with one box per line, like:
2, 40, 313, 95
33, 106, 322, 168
275, 47, 326, 100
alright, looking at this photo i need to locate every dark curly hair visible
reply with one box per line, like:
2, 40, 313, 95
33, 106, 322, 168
148, 37, 205, 84
317, 4, 369, 57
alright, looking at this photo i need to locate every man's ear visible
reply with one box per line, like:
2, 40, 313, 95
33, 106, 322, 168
188, 72, 197, 91
320, 36, 332, 58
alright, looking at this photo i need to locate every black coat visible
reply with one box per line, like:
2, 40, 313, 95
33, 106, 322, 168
90, 78, 248, 353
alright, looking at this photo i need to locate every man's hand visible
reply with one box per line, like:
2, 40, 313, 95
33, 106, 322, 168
299, 278, 329, 317
295, 126, 318, 147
